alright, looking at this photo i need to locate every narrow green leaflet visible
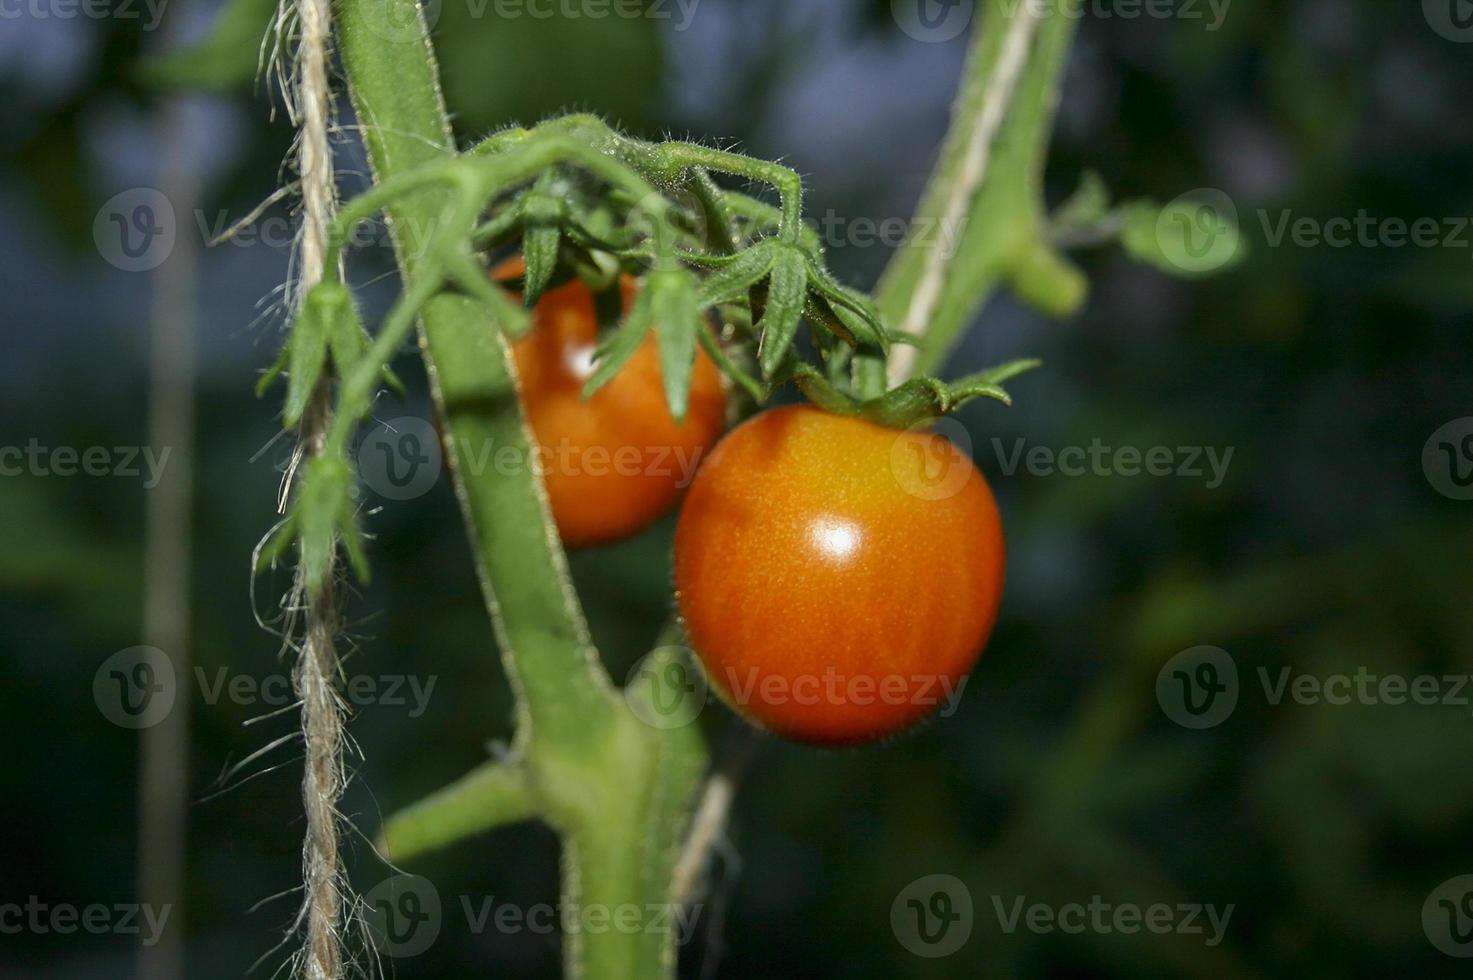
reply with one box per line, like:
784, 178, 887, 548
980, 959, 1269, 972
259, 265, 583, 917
283, 283, 343, 429
446, 254, 534, 339
804, 294, 857, 348
956, 357, 1042, 388
696, 323, 763, 403
326, 301, 405, 406
695, 240, 778, 307
259, 454, 366, 591
756, 245, 809, 376
802, 259, 889, 351
520, 177, 565, 305
299, 455, 367, 589
649, 270, 700, 422
582, 286, 655, 397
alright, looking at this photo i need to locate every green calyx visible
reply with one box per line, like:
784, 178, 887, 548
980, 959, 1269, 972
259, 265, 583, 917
788, 357, 1042, 431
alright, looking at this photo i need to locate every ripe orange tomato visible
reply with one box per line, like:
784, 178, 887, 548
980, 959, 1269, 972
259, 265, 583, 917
494, 258, 727, 548
673, 405, 1004, 746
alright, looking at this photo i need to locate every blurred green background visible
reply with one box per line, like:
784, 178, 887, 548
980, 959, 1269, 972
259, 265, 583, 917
2, 0, 1471, 977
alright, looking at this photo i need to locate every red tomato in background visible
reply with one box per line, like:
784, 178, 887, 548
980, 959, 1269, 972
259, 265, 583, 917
493, 257, 727, 548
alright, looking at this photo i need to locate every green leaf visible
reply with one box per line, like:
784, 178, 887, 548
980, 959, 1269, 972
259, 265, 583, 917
805, 294, 856, 347
137, 0, 278, 92
802, 260, 889, 351
296, 454, 359, 593
338, 511, 370, 583
520, 224, 561, 307
255, 512, 298, 572
284, 283, 346, 429
1120, 194, 1245, 278
649, 270, 700, 422
695, 240, 778, 307
327, 299, 406, 403
256, 339, 291, 398
756, 246, 808, 377
1051, 169, 1112, 237
954, 357, 1042, 388
520, 179, 564, 305
696, 323, 763, 404
582, 286, 654, 398
446, 253, 533, 339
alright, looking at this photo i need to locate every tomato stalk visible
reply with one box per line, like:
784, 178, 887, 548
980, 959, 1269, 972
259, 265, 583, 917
876, 0, 1086, 382
337, 1, 706, 977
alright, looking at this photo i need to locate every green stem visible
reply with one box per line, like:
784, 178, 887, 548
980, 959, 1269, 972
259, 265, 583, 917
380, 759, 535, 862
338, 0, 617, 745
875, 0, 1083, 379
338, 4, 706, 978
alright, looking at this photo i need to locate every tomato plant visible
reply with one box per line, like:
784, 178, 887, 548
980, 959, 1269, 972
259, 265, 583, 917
494, 257, 727, 547
223, 0, 1234, 973
675, 405, 1005, 745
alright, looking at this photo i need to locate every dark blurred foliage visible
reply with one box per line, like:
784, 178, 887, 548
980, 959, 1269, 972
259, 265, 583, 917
1, 0, 1471, 977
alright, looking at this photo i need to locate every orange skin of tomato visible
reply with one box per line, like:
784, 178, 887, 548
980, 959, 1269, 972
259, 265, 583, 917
495, 259, 727, 548
674, 405, 1005, 746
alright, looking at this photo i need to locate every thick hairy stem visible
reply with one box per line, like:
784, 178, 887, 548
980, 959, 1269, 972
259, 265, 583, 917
286, 0, 347, 974
889, 3, 1042, 385
339, 6, 706, 978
